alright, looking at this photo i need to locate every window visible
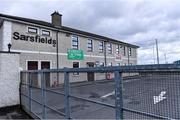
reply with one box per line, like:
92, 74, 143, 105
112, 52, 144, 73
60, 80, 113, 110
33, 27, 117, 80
116, 63, 120, 66
72, 36, 78, 50
108, 62, 112, 66
128, 48, 132, 56
42, 30, 50, 36
28, 27, 38, 34
123, 46, 126, 56
100, 62, 104, 67
116, 45, 120, 54
87, 39, 93, 52
107, 43, 112, 54
73, 62, 79, 75
99, 41, 104, 53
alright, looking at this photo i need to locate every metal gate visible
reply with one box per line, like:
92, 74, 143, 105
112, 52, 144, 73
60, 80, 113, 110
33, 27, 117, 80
20, 64, 180, 119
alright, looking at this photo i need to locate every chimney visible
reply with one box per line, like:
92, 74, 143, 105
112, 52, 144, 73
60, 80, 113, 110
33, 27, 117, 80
51, 11, 62, 27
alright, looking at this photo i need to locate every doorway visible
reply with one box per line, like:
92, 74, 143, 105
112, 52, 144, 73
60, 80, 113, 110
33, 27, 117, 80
41, 61, 51, 87
27, 61, 38, 86
87, 62, 95, 81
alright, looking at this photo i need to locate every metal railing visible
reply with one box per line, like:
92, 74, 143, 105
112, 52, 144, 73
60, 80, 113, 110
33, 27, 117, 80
20, 64, 180, 119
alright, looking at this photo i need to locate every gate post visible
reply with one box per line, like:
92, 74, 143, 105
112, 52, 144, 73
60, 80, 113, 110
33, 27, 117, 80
64, 70, 70, 119
114, 71, 123, 120
41, 72, 47, 119
28, 72, 32, 112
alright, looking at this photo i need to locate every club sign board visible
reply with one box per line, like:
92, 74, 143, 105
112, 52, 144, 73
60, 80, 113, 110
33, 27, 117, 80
67, 49, 84, 60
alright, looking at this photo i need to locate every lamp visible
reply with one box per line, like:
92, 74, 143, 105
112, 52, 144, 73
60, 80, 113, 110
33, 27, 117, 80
7, 43, 12, 52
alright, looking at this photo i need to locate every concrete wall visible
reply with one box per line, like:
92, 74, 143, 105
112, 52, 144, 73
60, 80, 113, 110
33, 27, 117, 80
0, 52, 20, 108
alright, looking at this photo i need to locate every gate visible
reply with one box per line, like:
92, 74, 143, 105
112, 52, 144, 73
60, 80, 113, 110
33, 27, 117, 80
20, 64, 180, 119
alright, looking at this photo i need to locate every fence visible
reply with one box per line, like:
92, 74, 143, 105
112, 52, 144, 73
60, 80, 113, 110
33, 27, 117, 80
20, 64, 180, 119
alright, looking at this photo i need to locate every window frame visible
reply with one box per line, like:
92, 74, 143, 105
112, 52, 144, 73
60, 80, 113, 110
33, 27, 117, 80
116, 45, 120, 54
42, 30, 51, 36
71, 36, 79, 50
107, 43, 112, 54
27, 27, 38, 34
73, 62, 80, 75
129, 48, 132, 56
123, 46, 126, 56
99, 41, 104, 53
87, 39, 93, 52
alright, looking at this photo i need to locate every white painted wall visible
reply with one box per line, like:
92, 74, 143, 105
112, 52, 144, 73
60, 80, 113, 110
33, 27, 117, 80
2, 21, 12, 51
0, 53, 20, 108
0, 23, 3, 51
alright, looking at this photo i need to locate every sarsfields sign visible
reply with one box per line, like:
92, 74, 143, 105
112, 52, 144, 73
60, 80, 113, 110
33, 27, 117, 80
13, 32, 56, 47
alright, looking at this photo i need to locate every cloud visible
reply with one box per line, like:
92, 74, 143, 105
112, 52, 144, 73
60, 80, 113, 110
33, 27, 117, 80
0, 0, 180, 64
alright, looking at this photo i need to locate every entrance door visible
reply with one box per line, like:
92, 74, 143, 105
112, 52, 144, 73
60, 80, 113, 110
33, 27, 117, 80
41, 61, 50, 87
87, 62, 95, 81
27, 61, 38, 86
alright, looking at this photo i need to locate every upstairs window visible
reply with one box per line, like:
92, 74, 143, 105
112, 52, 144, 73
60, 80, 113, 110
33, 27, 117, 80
87, 39, 93, 52
116, 45, 120, 54
72, 36, 79, 50
42, 30, 50, 36
108, 62, 112, 66
99, 41, 104, 53
107, 43, 112, 54
129, 48, 132, 56
116, 63, 121, 66
28, 27, 38, 34
123, 46, 126, 56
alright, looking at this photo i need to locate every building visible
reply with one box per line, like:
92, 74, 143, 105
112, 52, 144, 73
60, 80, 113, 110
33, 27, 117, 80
174, 60, 180, 64
0, 12, 139, 86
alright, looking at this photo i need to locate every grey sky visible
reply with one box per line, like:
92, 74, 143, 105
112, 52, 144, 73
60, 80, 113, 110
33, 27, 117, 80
1, 0, 180, 64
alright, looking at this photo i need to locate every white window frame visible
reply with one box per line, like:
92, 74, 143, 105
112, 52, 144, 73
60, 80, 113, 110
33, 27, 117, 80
107, 43, 112, 54
27, 26, 39, 34
129, 48, 132, 56
99, 41, 104, 53
41, 29, 51, 36
116, 45, 120, 54
71, 35, 79, 50
87, 39, 93, 52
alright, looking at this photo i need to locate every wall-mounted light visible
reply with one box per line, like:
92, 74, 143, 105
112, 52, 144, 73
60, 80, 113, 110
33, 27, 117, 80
7, 43, 12, 52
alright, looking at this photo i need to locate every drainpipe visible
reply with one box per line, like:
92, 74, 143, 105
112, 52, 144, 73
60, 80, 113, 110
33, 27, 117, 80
128, 47, 130, 65
104, 41, 107, 67
104, 41, 108, 79
56, 31, 59, 69
56, 31, 59, 86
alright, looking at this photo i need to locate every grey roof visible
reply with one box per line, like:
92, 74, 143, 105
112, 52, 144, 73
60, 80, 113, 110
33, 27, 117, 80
0, 13, 139, 48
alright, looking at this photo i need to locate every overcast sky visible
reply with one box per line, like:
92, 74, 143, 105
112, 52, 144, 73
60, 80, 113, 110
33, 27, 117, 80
1, 0, 180, 64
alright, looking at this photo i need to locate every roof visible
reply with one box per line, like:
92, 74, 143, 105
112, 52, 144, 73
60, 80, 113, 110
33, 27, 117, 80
0, 13, 139, 48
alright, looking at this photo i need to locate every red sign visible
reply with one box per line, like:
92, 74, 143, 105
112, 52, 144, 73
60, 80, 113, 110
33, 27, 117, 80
115, 54, 122, 61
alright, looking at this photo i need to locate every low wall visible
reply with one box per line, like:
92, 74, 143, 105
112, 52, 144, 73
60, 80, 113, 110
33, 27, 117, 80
0, 52, 20, 108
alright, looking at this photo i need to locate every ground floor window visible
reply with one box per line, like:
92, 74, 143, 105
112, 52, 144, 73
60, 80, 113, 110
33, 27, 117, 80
27, 61, 38, 70
73, 62, 79, 75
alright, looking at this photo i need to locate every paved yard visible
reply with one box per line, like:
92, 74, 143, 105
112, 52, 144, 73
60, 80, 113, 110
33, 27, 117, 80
21, 74, 180, 119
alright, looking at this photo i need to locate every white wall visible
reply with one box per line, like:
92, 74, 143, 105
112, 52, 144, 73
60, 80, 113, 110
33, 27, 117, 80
0, 52, 20, 108
2, 21, 12, 51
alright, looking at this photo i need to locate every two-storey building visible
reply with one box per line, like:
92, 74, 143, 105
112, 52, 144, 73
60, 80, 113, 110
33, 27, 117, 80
0, 12, 139, 86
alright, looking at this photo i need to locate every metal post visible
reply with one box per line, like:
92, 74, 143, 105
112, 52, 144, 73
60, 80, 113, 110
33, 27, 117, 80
19, 72, 22, 109
155, 39, 159, 64
41, 72, 46, 119
114, 71, 123, 120
28, 73, 32, 111
64, 71, 70, 119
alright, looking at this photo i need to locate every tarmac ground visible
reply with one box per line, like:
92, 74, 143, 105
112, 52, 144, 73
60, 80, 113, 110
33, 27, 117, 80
21, 73, 180, 119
